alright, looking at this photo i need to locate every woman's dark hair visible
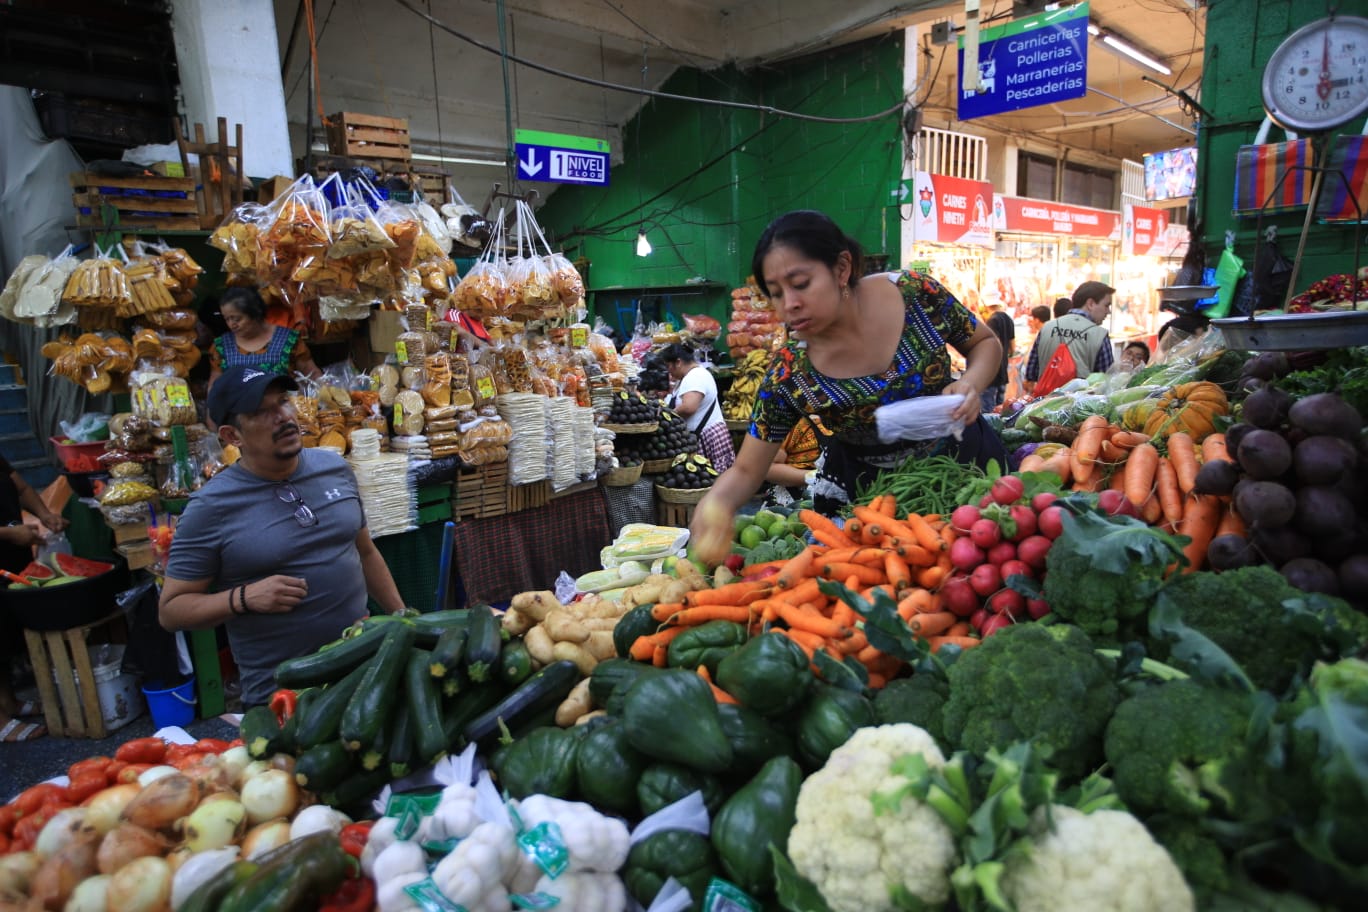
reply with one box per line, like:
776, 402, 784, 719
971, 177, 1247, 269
1123, 341, 1151, 364
638, 367, 671, 393
657, 342, 695, 365
1030, 305, 1051, 324
1053, 296, 1074, 319
219, 286, 268, 322
750, 210, 864, 297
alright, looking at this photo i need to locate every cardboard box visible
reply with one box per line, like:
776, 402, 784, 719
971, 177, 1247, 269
108, 523, 149, 546
150, 161, 185, 178
368, 310, 405, 357
115, 541, 155, 570
257, 175, 294, 203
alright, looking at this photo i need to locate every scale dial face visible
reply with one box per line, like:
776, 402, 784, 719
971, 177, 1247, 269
1262, 15, 1368, 133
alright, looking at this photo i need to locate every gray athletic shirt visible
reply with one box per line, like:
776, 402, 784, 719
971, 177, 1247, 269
166, 448, 370, 706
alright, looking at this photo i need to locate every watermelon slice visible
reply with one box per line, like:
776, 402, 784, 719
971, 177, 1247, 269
51, 553, 115, 578
21, 561, 55, 581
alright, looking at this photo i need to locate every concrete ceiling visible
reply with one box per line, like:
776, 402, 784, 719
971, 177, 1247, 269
276, 0, 1205, 199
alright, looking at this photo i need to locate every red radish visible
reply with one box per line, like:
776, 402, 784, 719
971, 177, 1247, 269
1031, 491, 1059, 513
1027, 598, 1052, 620
991, 476, 1026, 505
970, 518, 1002, 549
978, 493, 994, 508
1017, 535, 1053, 570
950, 537, 986, 572
1037, 505, 1066, 540
988, 588, 1026, 617
724, 554, 745, 573
1008, 505, 1038, 541
1098, 488, 1139, 519
980, 613, 1014, 637
999, 559, 1032, 581
950, 504, 982, 532
969, 563, 1002, 598
986, 541, 1017, 566
970, 608, 991, 633
941, 576, 980, 617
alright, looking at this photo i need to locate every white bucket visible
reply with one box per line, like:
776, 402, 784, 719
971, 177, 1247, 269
58, 644, 145, 732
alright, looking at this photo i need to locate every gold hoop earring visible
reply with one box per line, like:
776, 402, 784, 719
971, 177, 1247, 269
841, 285, 850, 301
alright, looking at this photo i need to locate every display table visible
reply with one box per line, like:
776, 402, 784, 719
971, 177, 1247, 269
449, 486, 613, 604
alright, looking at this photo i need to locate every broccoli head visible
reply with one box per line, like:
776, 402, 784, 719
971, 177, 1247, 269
941, 623, 1118, 781
1043, 509, 1187, 641
1144, 816, 1234, 902
1105, 679, 1266, 819
873, 675, 949, 749
1148, 567, 1368, 694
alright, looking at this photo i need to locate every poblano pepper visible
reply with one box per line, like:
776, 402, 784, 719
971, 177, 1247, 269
795, 681, 876, 770
711, 755, 803, 898
623, 829, 721, 911
623, 669, 733, 773
666, 620, 749, 675
636, 762, 727, 817
575, 718, 648, 817
716, 632, 812, 716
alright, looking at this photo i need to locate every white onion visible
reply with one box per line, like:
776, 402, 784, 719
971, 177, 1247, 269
239, 770, 299, 825
121, 775, 198, 832
64, 872, 112, 912
216, 746, 251, 783
0, 851, 40, 894
169, 847, 237, 910
136, 766, 178, 788
85, 784, 142, 835
238, 819, 292, 860
288, 805, 349, 841
97, 823, 170, 876
233, 760, 270, 790
106, 855, 171, 912
180, 800, 245, 853
34, 807, 91, 858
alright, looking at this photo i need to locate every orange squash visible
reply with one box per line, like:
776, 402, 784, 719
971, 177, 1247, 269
1143, 381, 1229, 440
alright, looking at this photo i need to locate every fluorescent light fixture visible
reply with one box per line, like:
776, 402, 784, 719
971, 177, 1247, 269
1087, 20, 1171, 76
411, 152, 505, 167
635, 230, 652, 257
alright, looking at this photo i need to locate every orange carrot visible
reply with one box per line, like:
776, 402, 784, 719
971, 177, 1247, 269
687, 579, 771, 607
898, 588, 935, 617
668, 605, 757, 626
821, 562, 886, 586
886, 538, 935, 566
1019, 453, 1046, 473
1124, 443, 1160, 507
852, 505, 894, 533
799, 509, 859, 549
928, 635, 982, 652
903, 513, 945, 553
860, 523, 885, 547
835, 630, 869, 654
822, 547, 884, 565
777, 602, 851, 639
876, 494, 898, 518
908, 611, 957, 637
811, 527, 859, 549
844, 519, 863, 542
649, 602, 688, 622
696, 666, 739, 704
1110, 430, 1151, 449
946, 621, 972, 637
779, 627, 824, 658
831, 600, 858, 629
1201, 433, 1229, 464
856, 643, 882, 664
630, 627, 686, 661
1178, 493, 1223, 573
653, 644, 669, 667
776, 546, 820, 588
1216, 504, 1246, 538
1072, 467, 1103, 492
1141, 491, 1163, 525
1156, 457, 1184, 524
915, 563, 947, 590
773, 577, 824, 606
1108, 463, 1128, 491
1100, 438, 1126, 463
866, 672, 889, 689
884, 552, 913, 591
1071, 415, 1110, 478
1039, 448, 1073, 484
1168, 432, 1199, 493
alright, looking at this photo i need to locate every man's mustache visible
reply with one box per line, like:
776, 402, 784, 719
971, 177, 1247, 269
273, 423, 300, 441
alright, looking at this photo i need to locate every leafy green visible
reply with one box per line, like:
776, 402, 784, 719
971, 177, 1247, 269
771, 845, 835, 912
1277, 346, 1368, 416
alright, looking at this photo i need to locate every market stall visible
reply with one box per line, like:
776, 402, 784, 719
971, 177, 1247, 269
988, 195, 1121, 320
902, 171, 996, 308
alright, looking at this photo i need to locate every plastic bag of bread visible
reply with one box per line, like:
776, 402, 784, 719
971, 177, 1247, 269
457, 444, 508, 465
259, 176, 331, 283
326, 183, 395, 258
120, 257, 178, 316
209, 203, 270, 278
158, 247, 204, 287
143, 308, 197, 331
393, 390, 425, 436
370, 364, 400, 407
547, 252, 585, 309
64, 257, 132, 310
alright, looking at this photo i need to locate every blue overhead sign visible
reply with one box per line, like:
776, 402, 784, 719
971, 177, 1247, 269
956, 2, 1089, 121
515, 129, 610, 187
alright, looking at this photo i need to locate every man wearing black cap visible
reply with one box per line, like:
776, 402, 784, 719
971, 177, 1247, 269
1023, 281, 1116, 393
159, 366, 406, 708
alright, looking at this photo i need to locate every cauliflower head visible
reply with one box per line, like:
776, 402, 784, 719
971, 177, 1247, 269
1001, 805, 1194, 912
788, 724, 958, 912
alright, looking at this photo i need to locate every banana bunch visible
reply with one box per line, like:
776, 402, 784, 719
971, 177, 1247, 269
723, 349, 772, 420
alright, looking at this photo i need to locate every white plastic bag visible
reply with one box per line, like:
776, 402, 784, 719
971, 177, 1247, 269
874, 395, 967, 443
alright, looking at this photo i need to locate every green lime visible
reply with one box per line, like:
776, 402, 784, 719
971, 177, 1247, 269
734, 514, 755, 532
739, 525, 768, 550
755, 510, 784, 534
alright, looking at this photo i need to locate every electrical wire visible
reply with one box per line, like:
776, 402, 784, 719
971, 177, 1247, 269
1087, 86, 1196, 135
285, 0, 337, 105
389, 0, 908, 124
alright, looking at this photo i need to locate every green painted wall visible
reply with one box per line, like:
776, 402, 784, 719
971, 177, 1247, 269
1198, 0, 1368, 295
535, 35, 904, 339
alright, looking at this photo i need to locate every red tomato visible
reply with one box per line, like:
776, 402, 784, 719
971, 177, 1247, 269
115, 737, 167, 765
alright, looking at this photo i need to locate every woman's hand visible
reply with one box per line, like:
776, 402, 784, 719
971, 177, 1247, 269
940, 379, 982, 426
40, 511, 69, 534
689, 496, 736, 567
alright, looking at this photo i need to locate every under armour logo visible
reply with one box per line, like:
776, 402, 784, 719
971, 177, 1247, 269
324, 488, 343, 500
242, 368, 266, 382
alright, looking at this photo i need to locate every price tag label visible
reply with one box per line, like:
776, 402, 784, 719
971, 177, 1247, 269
403, 878, 467, 912
426, 310, 433, 330
516, 821, 569, 878
510, 893, 561, 910
394, 402, 405, 427
701, 878, 761, 912
569, 326, 588, 348
476, 376, 496, 400
166, 382, 191, 408
451, 329, 458, 351
386, 793, 440, 841
396, 340, 410, 364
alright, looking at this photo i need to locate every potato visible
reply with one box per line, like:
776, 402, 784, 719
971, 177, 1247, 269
544, 610, 590, 643
583, 630, 617, 662
500, 607, 534, 636
659, 579, 691, 605
574, 709, 607, 726
524, 625, 556, 666
555, 679, 593, 726
675, 558, 708, 591
510, 590, 559, 621
713, 565, 737, 587
551, 640, 598, 675
578, 598, 628, 619
621, 581, 665, 609
579, 617, 619, 632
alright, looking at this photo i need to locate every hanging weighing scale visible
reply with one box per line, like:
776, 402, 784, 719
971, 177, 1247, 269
1213, 12, 1368, 349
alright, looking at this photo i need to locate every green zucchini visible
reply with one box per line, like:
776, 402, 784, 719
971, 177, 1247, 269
441, 683, 506, 747
387, 699, 417, 779
614, 603, 661, 657
240, 706, 282, 759
428, 625, 469, 678
406, 648, 449, 765
325, 766, 390, 813
339, 622, 416, 751
273, 623, 391, 689
461, 660, 580, 746
497, 640, 534, 686
294, 661, 370, 750
294, 740, 354, 791
463, 604, 501, 683
360, 704, 398, 772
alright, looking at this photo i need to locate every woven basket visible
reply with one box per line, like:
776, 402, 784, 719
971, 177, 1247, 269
603, 463, 643, 486
602, 422, 659, 434
641, 457, 675, 474
656, 484, 710, 504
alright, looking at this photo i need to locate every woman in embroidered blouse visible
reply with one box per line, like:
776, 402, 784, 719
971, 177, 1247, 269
690, 210, 1005, 564
207, 287, 321, 393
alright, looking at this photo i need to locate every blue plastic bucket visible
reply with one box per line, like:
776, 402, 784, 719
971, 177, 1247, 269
142, 676, 197, 729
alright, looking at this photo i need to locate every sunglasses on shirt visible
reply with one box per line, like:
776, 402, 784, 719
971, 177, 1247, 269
275, 482, 319, 527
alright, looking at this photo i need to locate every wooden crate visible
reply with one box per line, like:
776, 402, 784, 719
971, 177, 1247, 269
656, 498, 695, 529
24, 610, 128, 739
70, 172, 199, 231
326, 112, 411, 162
410, 163, 450, 207
453, 463, 509, 520
507, 480, 551, 514
108, 521, 150, 546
